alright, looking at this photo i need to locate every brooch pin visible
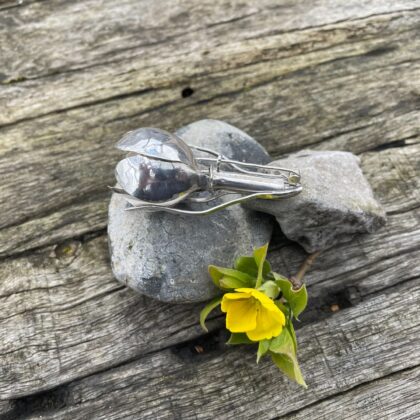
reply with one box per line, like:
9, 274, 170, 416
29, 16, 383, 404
111, 128, 302, 215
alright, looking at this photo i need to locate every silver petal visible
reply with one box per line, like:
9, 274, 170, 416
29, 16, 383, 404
116, 127, 195, 165
115, 154, 202, 202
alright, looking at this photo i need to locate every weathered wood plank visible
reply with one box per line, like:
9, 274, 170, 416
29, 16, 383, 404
0, 128, 417, 258
0, 145, 418, 400
0, 1, 419, 258
0, 0, 44, 11
2, 2, 419, 145
0, 1, 419, 417
2, 0, 419, 83
0, 135, 420, 397
361, 143, 420, 215
2, 8, 420, 130
283, 366, 420, 420
0, 235, 223, 400
0, 400, 12, 418
6, 280, 419, 420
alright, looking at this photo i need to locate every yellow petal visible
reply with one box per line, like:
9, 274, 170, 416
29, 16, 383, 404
225, 299, 257, 332
249, 288, 280, 311
221, 292, 251, 313
223, 291, 252, 300
235, 288, 255, 294
246, 305, 286, 341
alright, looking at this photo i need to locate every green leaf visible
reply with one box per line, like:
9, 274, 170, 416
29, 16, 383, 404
270, 352, 307, 388
208, 266, 255, 289
269, 328, 306, 387
274, 300, 289, 314
286, 320, 298, 355
258, 280, 280, 299
199, 296, 222, 332
227, 333, 254, 345
219, 276, 248, 289
273, 273, 308, 319
254, 243, 269, 288
234, 256, 272, 278
257, 339, 270, 363
269, 327, 293, 354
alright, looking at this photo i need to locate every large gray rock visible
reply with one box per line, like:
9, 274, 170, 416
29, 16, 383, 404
245, 150, 386, 252
108, 119, 273, 303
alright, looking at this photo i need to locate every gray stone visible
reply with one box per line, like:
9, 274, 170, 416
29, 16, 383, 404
245, 150, 386, 253
108, 119, 273, 303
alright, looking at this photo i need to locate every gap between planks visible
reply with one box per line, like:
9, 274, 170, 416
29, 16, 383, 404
2, 278, 419, 419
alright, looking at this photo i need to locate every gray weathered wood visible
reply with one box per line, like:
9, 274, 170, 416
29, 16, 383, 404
0, 142, 418, 400
0, 236, 222, 400
0, 138, 417, 258
4, 280, 419, 420
283, 366, 420, 420
0, 1, 419, 257
1, 0, 419, 418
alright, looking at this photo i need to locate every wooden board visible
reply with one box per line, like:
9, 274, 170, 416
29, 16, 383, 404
4, 279, 420, 419
284, 366, 420, 420
0, 0, 419, 418
1, 0, 420, 257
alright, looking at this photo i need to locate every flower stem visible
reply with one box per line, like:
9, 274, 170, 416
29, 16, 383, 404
290, 251, 321, 290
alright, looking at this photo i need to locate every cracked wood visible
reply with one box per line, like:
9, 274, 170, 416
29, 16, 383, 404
0, 1, 419, 258
0, 143, 418, 400
0, 0, 419, 418
5, 280, 420, 419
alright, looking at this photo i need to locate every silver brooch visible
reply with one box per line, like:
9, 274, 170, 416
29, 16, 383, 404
111, 128, 302, 215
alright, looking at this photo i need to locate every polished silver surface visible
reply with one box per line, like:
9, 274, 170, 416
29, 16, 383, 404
113, 127, 302, 215
116, 127, 195, 165
115, 154, 205, 203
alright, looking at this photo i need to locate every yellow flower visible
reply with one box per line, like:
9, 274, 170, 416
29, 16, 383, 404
221, 288, 286, 341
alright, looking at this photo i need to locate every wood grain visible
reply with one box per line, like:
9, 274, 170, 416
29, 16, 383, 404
4, 280, 419, 419
0, 235, 223, 400
0, 142, 418, 400
0, 0, 419, 258
0, 137, 418, 259
1, 0, 419, 418
283, 366, 420, 420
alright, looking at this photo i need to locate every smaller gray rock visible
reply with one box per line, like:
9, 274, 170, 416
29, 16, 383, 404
245, 150, 386, 252
108, 119, 273, 303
